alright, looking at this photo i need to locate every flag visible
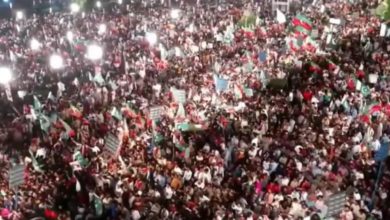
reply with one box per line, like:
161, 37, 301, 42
94, 74, 105, 85
93, 194, 103, 216
309, 62, 321, 74
286, 37, 304, 52
122, 104, 137, 118
33, 96, 42, 111
303, 37, 319, 52
111, 107, 122, 120
213, 75, 229, 92
244, 88, 254, 97
361, 85, 371, 97
29, 150, 44, 173
59, 119, 74, 139
294, 26, 311, 37
38, 114, 51, 133
72, 151, 89, 168
326, 34, 338, 49
47, 92, 56, 101
276, 9, 286, 24
292, 14, 312, 31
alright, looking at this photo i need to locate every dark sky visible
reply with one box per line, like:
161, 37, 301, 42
0, 0, 34, 18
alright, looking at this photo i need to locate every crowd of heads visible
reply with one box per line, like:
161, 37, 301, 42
0, 0, 390, 219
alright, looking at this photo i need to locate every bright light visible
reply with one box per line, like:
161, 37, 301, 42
170, 9, 180, 19
3, 0, 9, 3
66, 31, 74, 42
118, 0, 123, 4
30, 38, 41, 51
49, 54, 64, 70
96, 1, 102, 8
87, 45, 103, 61
49, 7, 52, 13
70, 3, 80, 13
16, 11, 24, 20
146, 32, 158, 45
9, 3, 12, 8
98, 24, 107, 35
0, 67, 12, 84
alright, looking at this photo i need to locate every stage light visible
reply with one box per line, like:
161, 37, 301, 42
146, 32, 158, 45
96, 1, 102, 8
87, 44, 103, 61
170, 9, 180, 19
70, 3, 80, 13
30, 38, 41, 51
49, 54, 64, 70
0, 67, 12, 84
16, 11, 24, 20
98, 24, 107, 35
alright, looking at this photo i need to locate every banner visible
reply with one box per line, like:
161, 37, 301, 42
150, 106, 164, 121
9, 165, 25, 188
173, 89, 186, 104
104, 133, 121, 156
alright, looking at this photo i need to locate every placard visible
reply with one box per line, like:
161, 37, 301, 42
9, 165, 25, 188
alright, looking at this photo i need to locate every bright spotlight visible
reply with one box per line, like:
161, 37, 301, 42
70, 3, 80, 13
49, 54, 64, 70
66, 31, 74, 42
87, 44, 103, 61
118, 0, 123, 4
30, 38, 41, 51
3, 0, 9, 3
146, 32, 158, 45
96, 1, 102, 8
16, 11, 24, 20
98, 24, 107, 35
0, 67, 12, 84
170, 9, 180, 19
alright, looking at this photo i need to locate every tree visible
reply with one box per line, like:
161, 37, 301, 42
376, 0, 390, 20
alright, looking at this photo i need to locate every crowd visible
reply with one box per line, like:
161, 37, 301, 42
0, 0, 390, 219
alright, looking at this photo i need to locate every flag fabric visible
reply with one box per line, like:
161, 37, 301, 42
93, 194, 103, 216
29, 150, 44, 173
94, 74, 105, 85
72, 151, 89, 168
244, 88, 254, 97
213, 75, 229, 92
38, 114, 51, 133
309, 62, 321, 74
33, 96, 42, 111
326, 34, 338, 49
111, 107, 123, 121
286, 37, 304, 52
292, 14, 312, 31
276, 9, 286, 24
361, 85, 371, 97
47, 92, 56, 101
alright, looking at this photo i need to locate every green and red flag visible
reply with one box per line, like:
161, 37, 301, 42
292, 14, 313, 31
309, 62, 321, 74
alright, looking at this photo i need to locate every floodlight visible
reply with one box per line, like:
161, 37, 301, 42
16, 11, 24, 20
98, 24, 107, 35
146, 32, 158, 45
49, 54, 64, 70
87, 44, 103, 60
0, 67, 12, 84
66, 31, 74, 42
70, 3, 80, 13
96, 1, 102, 8
118, 0, 123, 4
170, 9, 180, 19
30, 38, 41, 51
